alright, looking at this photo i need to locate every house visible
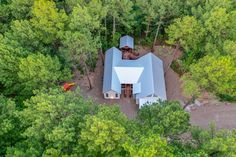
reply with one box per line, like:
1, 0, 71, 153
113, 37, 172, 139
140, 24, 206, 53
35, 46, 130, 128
103, 36, 167, 108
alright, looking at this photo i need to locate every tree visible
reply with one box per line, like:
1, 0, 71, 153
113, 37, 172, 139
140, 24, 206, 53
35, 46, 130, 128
6, 88, 98, 157
136, 0, 184, 46
181, 75, 201, 109
166, 16, 205, 53
102, 0, 134, 44
166, 16, 205, 72
0, 96, 22, 156
204, 8, 231, 53
60, 31, 98, 89
0, 34, 28, 97
229, 10, 236, 40
61, 1, 106, 89
18, 53, 71, 95
69, 0, 107, 32
80, 113, 126, 156
0, 1, 12, 33
204, 136, 236, 156
135, 0, 156, 38
137, 101, 190, 137
9, 0, 34, 19
189, 55, 236, 98
151, 0, 184, 48
123, 133, 173, 157
31, 0, 68, 45
190, 125, 236, 157
223, 40, 236, 59
79, 105, 129, 156
186, 0, 233, 19
5, 20, 49, 53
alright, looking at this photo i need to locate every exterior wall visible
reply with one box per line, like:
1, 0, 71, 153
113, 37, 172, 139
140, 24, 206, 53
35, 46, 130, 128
104, 90, 120, 99
138, 97, 160, 108
135, 99, 139, 104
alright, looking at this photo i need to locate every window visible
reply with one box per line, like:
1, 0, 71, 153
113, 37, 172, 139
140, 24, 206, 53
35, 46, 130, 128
115, 93, 118, 98
121, 84, 125, 89
106, 93, 109, 97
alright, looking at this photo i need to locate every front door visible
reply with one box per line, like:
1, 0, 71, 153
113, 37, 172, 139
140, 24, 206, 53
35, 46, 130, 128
121, 84, 133, 98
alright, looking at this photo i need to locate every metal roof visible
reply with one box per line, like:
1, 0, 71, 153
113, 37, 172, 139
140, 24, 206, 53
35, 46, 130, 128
135, 53, 167, 100
119, 35, 134, 49
102, 47, 122, 93
103, 49, 167, 100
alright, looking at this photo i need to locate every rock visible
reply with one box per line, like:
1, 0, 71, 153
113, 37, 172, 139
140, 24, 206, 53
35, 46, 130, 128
185, 106, 191, 112
195, 100, 202, 107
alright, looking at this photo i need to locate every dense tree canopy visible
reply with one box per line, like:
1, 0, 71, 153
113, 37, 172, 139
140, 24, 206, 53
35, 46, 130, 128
18, 53, 70, 95
0, 0, 236, 156
0, 88, 235, 156
137, 101, 190, 137
189, 55, 236, 98
166, 16, 205, 53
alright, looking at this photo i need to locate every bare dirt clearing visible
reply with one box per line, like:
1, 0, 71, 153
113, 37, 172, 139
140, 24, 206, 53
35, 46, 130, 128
74, 45, 236, 129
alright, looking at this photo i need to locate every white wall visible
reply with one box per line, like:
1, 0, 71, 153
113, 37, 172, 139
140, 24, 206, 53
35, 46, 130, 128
104, 90, 120, 99
138, 97, 160, 108
114, 67, 143, 84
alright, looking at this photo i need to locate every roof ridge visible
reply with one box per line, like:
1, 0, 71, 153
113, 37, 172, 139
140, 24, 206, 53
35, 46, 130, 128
149, 54, 155, 95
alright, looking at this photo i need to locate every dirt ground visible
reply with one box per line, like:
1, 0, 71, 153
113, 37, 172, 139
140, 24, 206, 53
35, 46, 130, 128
74, 45, 236, 129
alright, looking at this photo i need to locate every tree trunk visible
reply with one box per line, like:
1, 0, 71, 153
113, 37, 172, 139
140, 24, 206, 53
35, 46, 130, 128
100, 48, 104, 66
183, 101, 190, 110
112, 16, 116, 40
152, 22, 161, 51
84, 62, 92, 90
164, 43, 180, 76
104, 17, 107, 49
145, 17, 151, 38
183, 96, 195, 109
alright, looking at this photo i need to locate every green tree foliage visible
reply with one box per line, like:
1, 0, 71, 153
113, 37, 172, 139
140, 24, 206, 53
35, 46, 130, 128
31, 0, 68, 45
1, 0, 236, 156
189, 55, 236, 98
186, 0, 233, 18
181, 75, 201, 106
0, 1, 12, 33
102, 0, 134, 45
229, 10, 236, 40
166, 16, 205, 53
167, 0, 236, 99
6, 88, 98, 156
205, 136, 236, 156
18, 53, 70, 95
5, 20, 48, 53
136, 0, 184, 43
80, 107, 127, 156
223, 40, 236, 58
9, 0, 34, 19
124, 133, 173, 157
69, 0, 106, 32
0, 96, 22, 156
189, 125, 236, 156
183, 0, 236, 54
204, 8, 231, 53
1, 87, 236, 157
137, 101, 190, 137
61, 31, 99, 68
0, 35, 28, 96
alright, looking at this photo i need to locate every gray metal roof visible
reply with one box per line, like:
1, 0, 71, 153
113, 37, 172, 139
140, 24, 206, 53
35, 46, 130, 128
103, 48, 167, 100
119, 35, 134, 49
102, 47, 122, 93
135, 53, 167, 100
